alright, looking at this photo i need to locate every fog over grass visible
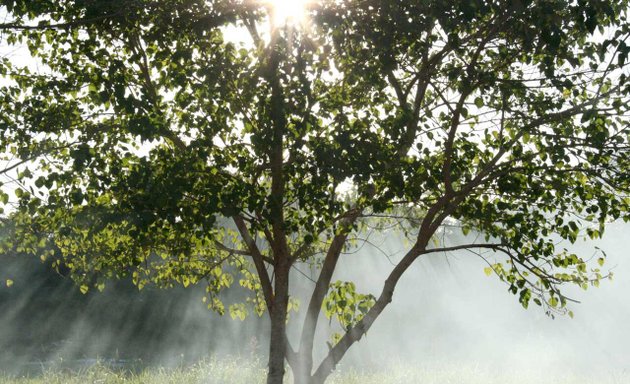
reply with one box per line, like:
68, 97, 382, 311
0, 222, 628, 380
0, 357, 628, 384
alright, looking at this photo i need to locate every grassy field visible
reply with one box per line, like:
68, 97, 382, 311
0, 357, 628, 384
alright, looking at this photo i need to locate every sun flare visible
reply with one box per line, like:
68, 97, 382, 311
266, 0, 310, 27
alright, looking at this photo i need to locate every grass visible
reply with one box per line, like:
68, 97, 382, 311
0, 357, 627, 384
0, 357, 265, 384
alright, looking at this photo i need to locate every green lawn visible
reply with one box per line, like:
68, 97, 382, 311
0, 357, 627, 384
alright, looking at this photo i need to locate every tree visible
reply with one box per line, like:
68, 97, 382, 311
0, 0, 629, 383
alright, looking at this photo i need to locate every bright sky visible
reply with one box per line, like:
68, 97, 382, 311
266, 0, 311, 27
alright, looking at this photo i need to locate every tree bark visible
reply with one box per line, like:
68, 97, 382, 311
265, 15, 290, 384
267, 259, 290, 384
295, 227, 353, 378
309, 243, 423, 383
292, 369, 316, 384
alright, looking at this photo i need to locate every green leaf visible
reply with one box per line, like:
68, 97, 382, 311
483, 267, 493, 277
229, 303, 248, 321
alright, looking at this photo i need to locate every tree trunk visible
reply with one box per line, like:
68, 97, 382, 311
292, 373, 310, 384
310, 243, 426, 383
290, 362, 315, 384
291, 369, 323, 384
266, 261, 290, 384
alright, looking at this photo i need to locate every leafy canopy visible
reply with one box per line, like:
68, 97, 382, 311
0, 0, 629, 330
